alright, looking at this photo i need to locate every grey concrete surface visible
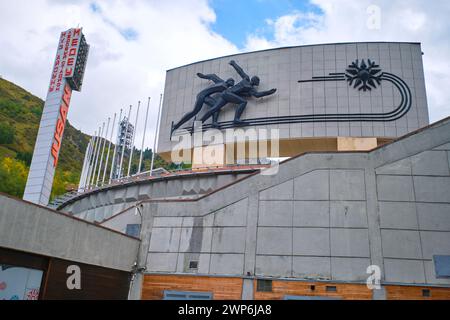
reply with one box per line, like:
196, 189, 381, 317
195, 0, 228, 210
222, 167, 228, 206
59, 170, 253, 222
102, 116, 450, 288
0, 194, 139, 272
158, 42, 429, 154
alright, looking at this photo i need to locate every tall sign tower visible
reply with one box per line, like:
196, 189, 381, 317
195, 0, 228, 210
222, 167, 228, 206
112, 117, 134, 180
23, 28, 89, 205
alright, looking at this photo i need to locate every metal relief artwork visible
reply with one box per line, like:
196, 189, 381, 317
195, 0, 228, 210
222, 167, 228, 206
172, 58, 411, 134
199, 60, 277, 127
345, 59, 382, 91
171, 73, 235, 132
171, 60, 277, 135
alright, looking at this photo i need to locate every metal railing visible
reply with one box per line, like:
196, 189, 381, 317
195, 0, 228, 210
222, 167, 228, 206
48, 163, 269, 209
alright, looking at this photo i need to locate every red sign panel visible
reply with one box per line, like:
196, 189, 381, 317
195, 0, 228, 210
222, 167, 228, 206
50, 83, 72, 167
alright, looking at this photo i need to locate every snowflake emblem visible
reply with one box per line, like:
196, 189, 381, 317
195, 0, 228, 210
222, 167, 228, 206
345, 59, 382, 91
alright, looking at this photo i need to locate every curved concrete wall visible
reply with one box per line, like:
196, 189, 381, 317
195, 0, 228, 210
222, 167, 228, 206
59, 170, 254, 223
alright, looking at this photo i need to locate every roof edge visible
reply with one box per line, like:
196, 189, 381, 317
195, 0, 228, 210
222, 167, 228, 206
166, 41, 422, 72
0, 192, 140, 241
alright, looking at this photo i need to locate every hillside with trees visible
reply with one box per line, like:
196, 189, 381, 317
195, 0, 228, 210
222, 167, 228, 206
0, 77, 177, 201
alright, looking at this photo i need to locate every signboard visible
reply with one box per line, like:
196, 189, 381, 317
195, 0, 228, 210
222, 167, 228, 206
23, 28, 89, 205
0, 265, 43, 300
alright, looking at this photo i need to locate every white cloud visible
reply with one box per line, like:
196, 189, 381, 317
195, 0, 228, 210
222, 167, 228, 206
0, 0, 238, 151
244, 0, 450, 122
1, 0, 449, 154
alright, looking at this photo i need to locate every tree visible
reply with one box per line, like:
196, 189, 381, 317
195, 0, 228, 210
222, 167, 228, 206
51, 169, 80, 200
0, 122, 14, 144
16, 151, 32, 166
0, 157, 28, 197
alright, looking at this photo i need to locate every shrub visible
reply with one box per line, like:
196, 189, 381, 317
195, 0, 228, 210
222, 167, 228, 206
0, 157, 28, 197
0, 122, 14, 144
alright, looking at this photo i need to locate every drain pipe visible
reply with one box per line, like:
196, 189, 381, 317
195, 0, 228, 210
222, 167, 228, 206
128, 203, 148, 300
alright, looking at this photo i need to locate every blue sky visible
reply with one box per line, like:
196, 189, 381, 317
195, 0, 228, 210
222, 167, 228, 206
209, 0, 322, 48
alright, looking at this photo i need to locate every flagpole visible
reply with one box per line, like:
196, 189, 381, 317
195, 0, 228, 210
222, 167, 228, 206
85, 130, 98, 190
91, 122, 104, 187
138, 97, 151, 174
102, 112, 116, 185
109, 109, 123, 184
96, 117, 110, 186
150, 94, 163, 176
127, 101, 140, 177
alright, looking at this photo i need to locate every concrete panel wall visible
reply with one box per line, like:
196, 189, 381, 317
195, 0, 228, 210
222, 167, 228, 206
254, 168, 370, 281
375, 140, 450, 285
103, 117, 450, 287
143, 198, 249, 275
0, 195, 139, 272
158, 42, 429, 154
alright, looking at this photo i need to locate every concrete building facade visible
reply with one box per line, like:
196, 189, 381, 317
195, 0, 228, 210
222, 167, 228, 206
0, 194, 140, 299
48, 43, 449, 300
4, 115, 449, 300
97, 116, 450, 300
158, 42, 429, 161
5, 42, 448, 300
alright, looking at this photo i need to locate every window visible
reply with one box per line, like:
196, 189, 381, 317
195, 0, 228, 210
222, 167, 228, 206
163, 290, 212, 300
256, 279, 272, 292
125, 224, 141, 238
284, 295, 341, 300
434, 255, 450, 278
189, 261, 198, 269
326, 286, 337, 292
422, 289, 431, 297
0, 265, 43, 300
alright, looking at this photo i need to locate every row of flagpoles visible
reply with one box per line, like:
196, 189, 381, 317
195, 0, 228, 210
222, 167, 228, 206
78, 94, 163, 192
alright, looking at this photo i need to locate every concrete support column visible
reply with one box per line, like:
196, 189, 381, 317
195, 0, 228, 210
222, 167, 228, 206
365, 167, 386, 300
129, 202, 156, 300
128, 273, 144, 300
241, 278, 254, 300
372, 286, 387, 300
243, 192, 259, 299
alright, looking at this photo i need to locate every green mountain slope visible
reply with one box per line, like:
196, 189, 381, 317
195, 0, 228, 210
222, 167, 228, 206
0, 77, 186, 201
0, 77, 91, 199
